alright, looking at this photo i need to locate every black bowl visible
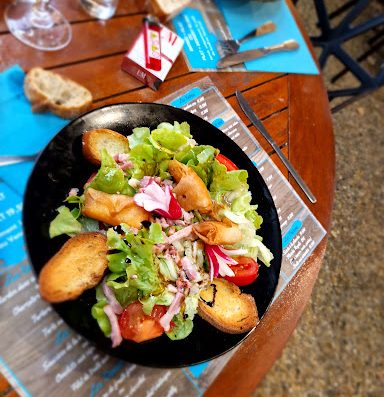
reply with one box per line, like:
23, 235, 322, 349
23, 103, 282, 367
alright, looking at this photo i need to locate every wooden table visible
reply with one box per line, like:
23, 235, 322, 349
0, 1, 334, 396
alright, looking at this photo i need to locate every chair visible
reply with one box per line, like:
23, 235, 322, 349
296, 0, 384, 112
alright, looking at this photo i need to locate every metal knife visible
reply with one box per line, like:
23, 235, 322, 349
235, 91, 317, 204
217, 39, 299, 69
0, 154, 37, 167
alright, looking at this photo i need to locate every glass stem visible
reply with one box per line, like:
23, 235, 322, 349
31, 0, 53, 29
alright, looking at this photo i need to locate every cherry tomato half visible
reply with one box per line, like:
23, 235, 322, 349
216, 154, 239, 171
224, 257, 260, 287
118, 301, 166, 343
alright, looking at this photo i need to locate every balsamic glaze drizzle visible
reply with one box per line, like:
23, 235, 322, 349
200, 284, 217, 308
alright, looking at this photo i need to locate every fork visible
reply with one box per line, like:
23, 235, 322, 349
218, 21, 276, 55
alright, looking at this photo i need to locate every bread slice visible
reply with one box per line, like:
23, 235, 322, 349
39, 232, 108, 303
198, 278, 259, 334
24, 67, 92, 119
149, 0, 191, 18
82, 129, 129, 165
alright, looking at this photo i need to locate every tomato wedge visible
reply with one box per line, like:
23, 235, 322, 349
216, 154, 239, 171
224, 257, 260, 287
118, 301, 166, 343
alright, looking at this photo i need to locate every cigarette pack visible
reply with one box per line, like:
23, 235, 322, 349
121, 18, 184, 91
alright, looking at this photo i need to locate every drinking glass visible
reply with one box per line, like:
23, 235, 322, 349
4, 0, 72, 51
79, 0, 119, 20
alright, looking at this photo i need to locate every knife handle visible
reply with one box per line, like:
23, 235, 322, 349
265, 39, 299, 53
239, 21, 276, 43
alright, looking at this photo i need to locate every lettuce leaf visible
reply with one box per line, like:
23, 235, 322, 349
128, 143, 171, 179
146, 222, 165, 244
184, 294, 199, 320
128, 127, 150, 149
79, 216, 100, 232
156, 121, 192, 138
175, 145, 217, 185
140, 290, 174, 315
209, 159, 249, 192
91, 285, 111, 337
49, 206, 82, 238
106, 228, 163, 302
106, 273, 139, 307
89, 149, 134, 195
166, 313, 193, 340
149, 128, 188, 154
157, 257, 178, 281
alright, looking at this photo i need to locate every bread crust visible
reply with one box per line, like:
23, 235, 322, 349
198, 278, 259, 333
24, 67, 92, 119
82, 129, 130, 165
149, 0, 191, 18
39, 232, 108, 303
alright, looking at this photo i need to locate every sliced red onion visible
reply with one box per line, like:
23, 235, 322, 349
205, 245, 240, 281
134, 181, 170, 212
134, 181, 182, 220
181, 256, 199, 281
213, 252, 235, 277
205, 245, 219, 281
102, 278, 123, 315
211, 245, 237, 265
103, 304, 123, 348
159, 291, 184, 332
219, 247, 248, 256
166, 225, 194, 244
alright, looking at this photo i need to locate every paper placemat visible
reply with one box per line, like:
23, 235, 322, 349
0, 77, 325, 397
172, 0, 319, 74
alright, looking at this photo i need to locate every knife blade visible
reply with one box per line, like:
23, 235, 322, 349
217, 39, 299, 69
235, 91, 317, 204
0, 154, 37, 167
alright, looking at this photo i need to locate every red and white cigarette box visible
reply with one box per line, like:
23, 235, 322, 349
121, 18, 184, 91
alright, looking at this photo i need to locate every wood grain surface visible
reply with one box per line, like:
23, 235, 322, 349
0, 1, 334, 396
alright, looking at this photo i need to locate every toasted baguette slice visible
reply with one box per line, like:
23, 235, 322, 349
39, 232, 108, 303
82, 188, 150, 228
198, 278, 259, 334
24, 67, 92, 119
149, 0, 191, 18
82, 129, 129, 165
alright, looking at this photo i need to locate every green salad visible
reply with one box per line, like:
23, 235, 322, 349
49, 121, 273, 346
